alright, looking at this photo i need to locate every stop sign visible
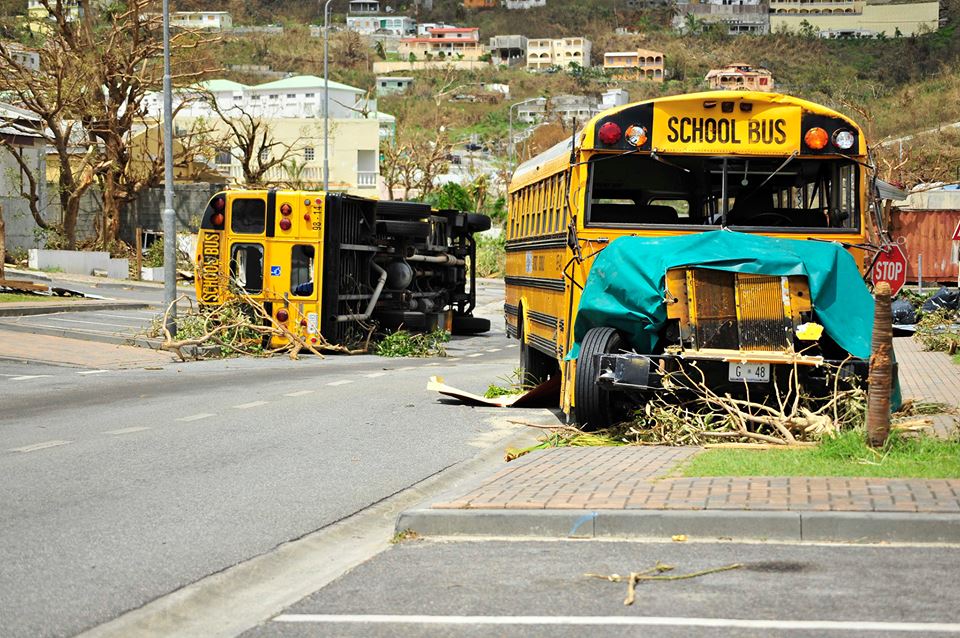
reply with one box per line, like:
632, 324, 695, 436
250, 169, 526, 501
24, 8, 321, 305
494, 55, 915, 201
872, 244, 908, 296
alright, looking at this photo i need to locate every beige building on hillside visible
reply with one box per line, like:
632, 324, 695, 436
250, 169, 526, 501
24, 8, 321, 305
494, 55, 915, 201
705, 63, 774, 91
603, 48, 664, 81
770, 0, 939, 36
527, 37, 592, 70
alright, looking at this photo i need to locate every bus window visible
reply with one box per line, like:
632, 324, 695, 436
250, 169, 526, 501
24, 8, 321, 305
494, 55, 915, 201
231, 198, 267, 234
230, 243, 264, 294
291, 245, 315, 297
587, 154, 860, 231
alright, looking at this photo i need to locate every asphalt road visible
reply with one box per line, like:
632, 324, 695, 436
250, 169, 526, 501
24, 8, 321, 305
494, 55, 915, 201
245, 539, 960, 638
0, 283, 526, 638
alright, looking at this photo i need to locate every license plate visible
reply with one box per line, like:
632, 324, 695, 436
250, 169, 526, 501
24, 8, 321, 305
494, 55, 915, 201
728, 362, 770, 383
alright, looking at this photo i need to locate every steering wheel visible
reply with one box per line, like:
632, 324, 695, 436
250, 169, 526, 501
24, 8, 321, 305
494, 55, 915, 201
744, 212, 794, 227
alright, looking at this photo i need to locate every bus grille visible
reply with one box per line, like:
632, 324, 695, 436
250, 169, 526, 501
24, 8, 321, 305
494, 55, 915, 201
736, 273, 791, 351
321, 195, 376, 345
689, 269, 791, 352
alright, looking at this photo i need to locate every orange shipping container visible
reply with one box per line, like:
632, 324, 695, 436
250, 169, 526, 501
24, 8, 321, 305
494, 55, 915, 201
889, 209, 960, 284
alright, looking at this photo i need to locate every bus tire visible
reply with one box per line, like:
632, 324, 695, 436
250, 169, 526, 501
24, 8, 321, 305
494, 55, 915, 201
465, 213, 492, 233
574, 326, 626, 431
376, 201, 432, 220
451, 314, 490, 335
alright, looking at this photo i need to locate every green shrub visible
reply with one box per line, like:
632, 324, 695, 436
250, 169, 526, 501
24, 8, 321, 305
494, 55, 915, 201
474, 232, 505, 278
376, 328, 450, 357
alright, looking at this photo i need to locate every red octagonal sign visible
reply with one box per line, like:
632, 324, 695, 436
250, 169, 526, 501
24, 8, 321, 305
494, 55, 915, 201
872, 244, 908, 297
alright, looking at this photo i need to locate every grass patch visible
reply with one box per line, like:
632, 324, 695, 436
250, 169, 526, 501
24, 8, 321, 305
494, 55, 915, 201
484, 368, 528, 398
953, 353, 960, 365
0, 292, 59, 303
682, 431, 960, 479
375, 328, 449, 358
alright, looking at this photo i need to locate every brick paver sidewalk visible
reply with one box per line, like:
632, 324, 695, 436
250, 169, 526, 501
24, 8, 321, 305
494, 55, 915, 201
895, 336, 960, 408
433, 446, 960, 513
0, 329, 176, 368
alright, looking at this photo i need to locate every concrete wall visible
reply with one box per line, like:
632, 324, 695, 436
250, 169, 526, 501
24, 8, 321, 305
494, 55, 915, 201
122, 182, 225, 244
28, 249, 128, 278
372, 60, 489, 73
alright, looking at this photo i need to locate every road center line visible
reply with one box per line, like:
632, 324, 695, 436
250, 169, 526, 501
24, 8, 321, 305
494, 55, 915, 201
234, 401, 269, 409
177, 413, 216, 422
397, 366, 417, 371
77, 369, 111, 375
364, 372, 387, 378
446, 357, 460, 362
103, 426, 151, 435
505, 344, 518, 349
486, 348, 502, 352
271, 614, 960, 633
283, 390, 315, 397
466, 353, 484, 358
9, 440, 71, 453
326, 380, 353, 386
9, 375, 53, 381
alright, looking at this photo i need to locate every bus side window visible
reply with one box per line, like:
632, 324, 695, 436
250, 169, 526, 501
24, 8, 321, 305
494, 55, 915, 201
290, 245, 315, 297
231, 198, 266, 234
230, 243, 264, 294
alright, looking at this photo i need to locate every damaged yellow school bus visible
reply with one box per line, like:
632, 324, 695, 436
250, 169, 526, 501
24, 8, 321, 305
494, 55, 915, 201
196, 190, 491, 348
505, 91, 878, 427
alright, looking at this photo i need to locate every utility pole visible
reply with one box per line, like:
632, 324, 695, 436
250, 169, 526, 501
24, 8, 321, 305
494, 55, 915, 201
162, 0, 176, 334
323, 0, 334, 192
508, 97, 545, 168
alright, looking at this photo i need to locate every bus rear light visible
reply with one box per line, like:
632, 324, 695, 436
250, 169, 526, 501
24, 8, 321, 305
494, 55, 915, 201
304, 214, 311, 222
833, 129, 855, 150
304, 198, 311, 206
280, 203, 292, 216
739, 102, 753, 112
211, 212, 224, 227
804, 127, 829, 150
624, 125, 647, 147
310, 337, 318, 344
276, 308, 289, 323
598, 122, 622, 145
279, 217, 292, 231
212, 197, 225, 211
315, 198, 322, 205
300, 319, 307, 327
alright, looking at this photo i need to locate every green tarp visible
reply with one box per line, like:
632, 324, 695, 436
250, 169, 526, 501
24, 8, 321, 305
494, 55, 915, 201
569, 230, 875, 362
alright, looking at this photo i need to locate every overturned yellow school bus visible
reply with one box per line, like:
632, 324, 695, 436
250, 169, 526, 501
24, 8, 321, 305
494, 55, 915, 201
196, 190, 491, 347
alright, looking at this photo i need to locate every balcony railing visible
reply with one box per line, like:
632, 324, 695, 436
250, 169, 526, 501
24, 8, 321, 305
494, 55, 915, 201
357, 171, 378, 188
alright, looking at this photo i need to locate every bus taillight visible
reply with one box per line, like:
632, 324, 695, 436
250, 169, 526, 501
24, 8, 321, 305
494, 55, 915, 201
276, 308, 289, 323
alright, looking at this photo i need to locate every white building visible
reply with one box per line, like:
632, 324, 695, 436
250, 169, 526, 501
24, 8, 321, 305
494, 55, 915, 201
4, 43, 40, 71
346, 15, 416, 35
505, 0, 546, 7
349, 0, 381, 14
417, 22, 457, 35
600, 88, 629, 109
170, 11, 233, 31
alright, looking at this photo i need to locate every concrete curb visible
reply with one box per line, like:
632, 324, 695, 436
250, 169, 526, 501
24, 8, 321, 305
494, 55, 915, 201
396, 508, 960, 544
0, 301, 152, 317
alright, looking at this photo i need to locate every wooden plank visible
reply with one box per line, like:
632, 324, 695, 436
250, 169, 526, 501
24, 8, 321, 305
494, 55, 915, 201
0, 279, 49, 293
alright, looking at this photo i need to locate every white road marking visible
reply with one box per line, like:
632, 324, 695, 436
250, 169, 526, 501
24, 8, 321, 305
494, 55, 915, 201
283, 390, 315, 397
505, 344, 518, 349
466, 353, 483, 358
271, 614, 960, 633
446, 358, 460, 362
364, 372, 387, 378
9, 440, 71, 453
42, 317, 138, 329
424, 362, 441, 367
177, 413, 216, 422
9, 375, 53, 381
103, 426, 151, 435
77, 369, 111, 375
326, 380, 353, 387
397, 366, 417, 372
486, 348, 502, 353
234, 401, 269, 409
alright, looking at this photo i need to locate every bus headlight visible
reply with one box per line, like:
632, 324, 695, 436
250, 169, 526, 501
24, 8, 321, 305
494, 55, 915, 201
833, 129, 855, 150
624, 125, 647, 147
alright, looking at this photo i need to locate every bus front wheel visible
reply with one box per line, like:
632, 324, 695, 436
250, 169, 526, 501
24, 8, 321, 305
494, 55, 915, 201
574, 327, 628, 431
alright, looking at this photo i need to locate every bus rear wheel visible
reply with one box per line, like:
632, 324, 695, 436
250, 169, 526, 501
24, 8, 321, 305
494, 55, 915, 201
574, 326, 629, 431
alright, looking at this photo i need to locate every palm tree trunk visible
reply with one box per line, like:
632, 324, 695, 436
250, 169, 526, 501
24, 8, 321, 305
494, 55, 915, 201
866, 281, 893, 447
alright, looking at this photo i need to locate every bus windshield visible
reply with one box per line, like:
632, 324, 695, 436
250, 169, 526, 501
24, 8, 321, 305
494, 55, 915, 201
587, 154, 859, 231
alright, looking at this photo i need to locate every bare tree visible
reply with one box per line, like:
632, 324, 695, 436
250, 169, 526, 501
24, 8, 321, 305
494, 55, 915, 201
0, 0, 216, 249
203, 97, 305, 187
380, 127, 450, 200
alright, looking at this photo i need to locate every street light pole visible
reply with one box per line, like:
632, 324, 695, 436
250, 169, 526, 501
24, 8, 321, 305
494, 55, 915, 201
323, 0, 334, 192
161, 0, 176, 335
508, 97, 544, 168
